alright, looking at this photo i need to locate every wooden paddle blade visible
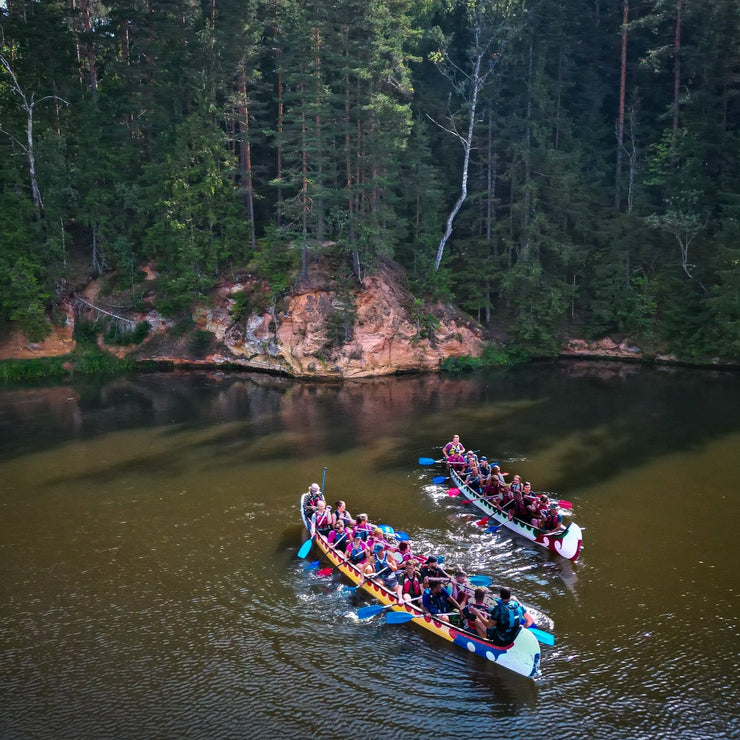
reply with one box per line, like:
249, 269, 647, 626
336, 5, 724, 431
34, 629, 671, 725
316, 567, 334, 577
447, 488, 460, 497
385, 611, 417, 624
527, 626, 555, 646
357, 604, 387, 619
297, 539, 313, 559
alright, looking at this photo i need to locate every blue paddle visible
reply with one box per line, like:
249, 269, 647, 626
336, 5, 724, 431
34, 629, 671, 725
468, 575, 492, 587
297, 538, 313, 559
432, 475, 448, 484
418, 457, 442, 465
527, 626, 555, 646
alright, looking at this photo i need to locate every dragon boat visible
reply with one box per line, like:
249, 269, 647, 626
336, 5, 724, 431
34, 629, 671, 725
447, 466, 584, 562
299, 493, 542, 679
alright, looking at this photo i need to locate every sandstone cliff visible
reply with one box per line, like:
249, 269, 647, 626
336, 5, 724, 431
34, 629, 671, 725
0, 258, 487, 378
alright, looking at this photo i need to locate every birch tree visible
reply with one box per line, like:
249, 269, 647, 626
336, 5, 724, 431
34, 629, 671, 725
429, 0, 520, 272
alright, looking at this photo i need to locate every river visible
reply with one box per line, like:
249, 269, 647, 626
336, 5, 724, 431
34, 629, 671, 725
0, 362, 738, 739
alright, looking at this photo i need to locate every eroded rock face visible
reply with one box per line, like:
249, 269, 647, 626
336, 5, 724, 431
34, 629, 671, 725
188, 260, 486, 377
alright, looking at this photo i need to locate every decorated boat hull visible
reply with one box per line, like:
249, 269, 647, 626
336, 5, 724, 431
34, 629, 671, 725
299, 494, 542, 679
448, 468, 584, 562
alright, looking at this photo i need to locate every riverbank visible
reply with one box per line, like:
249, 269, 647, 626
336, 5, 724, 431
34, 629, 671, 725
1, 258, 738, 380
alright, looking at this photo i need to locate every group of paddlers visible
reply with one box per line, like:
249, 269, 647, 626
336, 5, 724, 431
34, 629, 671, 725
303, 483, 534, 647
443, 434, 565, 535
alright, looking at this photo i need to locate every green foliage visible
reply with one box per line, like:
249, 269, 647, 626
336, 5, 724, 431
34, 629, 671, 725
1, 0, 739, 364
230, 286, 269, 322
440, 343, 529, 373
103, 321, 151, 346
188, 330, 215, 358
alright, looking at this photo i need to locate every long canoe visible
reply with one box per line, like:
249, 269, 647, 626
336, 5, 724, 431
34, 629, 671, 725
299, 493, 542, 679
447, 467, 584, 562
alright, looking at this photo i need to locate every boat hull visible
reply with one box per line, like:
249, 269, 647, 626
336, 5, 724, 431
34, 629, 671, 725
448, 468, 583, 562
299, 494, 541, 679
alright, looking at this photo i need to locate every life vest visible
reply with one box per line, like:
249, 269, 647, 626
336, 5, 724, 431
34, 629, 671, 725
424, 589, 450, 614
314, 509, 331, 526
491, 600, 521, 644
349, 543, 366, 563
543, 511, 561, 530
400, 574, 423, 598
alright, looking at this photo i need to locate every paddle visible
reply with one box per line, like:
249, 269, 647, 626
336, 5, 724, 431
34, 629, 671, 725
432, 475, 448, 484
316, 566, 334, 577
527, 626, 555, 646
446, 488, 460, 496
306, 560, 320, 569
468, 575, 492, 587
357, 596, 422, 620
385, 610, 457, 624
418, 457, 444, 466
297, 538, 313, 559
475, 517, 489, 527
486, 525, 501, 533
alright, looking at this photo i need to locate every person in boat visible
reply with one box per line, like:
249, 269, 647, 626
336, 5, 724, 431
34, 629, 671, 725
463, 462, 483, 494
470, 586, 534, 646
508, 490, 532, 523
422, 581, 463, 623
528, 493, 549, 522
449, 567, 471, 608
490, 464, 507, 489
353, 513, 372, 540
419, 556, 451, 589
395, 559, 424, 604
365, 527, 388, 554
461, 588, 490, 636
360, 543, 399, 590
443, 434, 465, 461
478, 456, 493, 481
310, 500, 333, 536
508, 474, 523, 494
304, 482, 324, 515
332, 500, 356, 529
392, 540, 414, 565
328, 520, 350, 553
535, 501, 565, 535
447, 450, 466, 472
348, 532, 368, 565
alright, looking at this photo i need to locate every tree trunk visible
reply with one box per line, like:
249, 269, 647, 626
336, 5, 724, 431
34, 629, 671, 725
615, 0, 628, 209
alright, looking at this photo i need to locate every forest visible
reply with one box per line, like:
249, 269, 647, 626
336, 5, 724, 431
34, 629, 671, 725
1, 0, 739, 361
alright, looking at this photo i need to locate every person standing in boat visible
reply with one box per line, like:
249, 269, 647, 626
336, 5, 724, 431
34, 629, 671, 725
422, 581, 463, 624
304, 482, 323, 514
443, 434, 466, 461
471, 587, 534, 646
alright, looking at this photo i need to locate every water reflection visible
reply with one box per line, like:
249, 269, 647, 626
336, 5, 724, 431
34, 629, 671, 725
1, 364, 739, 738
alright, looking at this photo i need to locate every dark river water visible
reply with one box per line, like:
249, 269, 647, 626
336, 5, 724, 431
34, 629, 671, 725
0, 362, 738, 739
